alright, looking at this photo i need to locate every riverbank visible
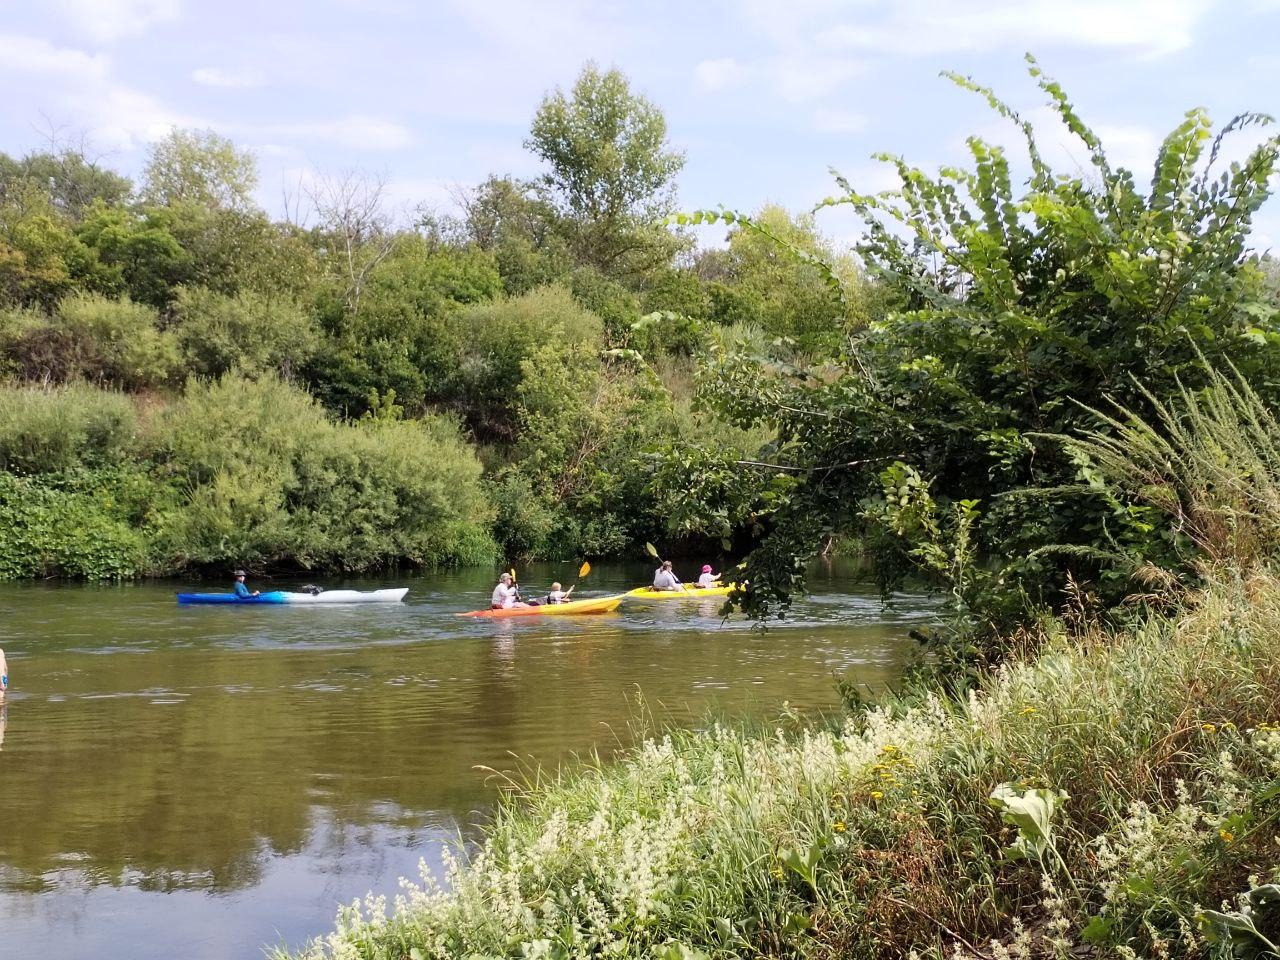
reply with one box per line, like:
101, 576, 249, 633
286, 570, 1280, 960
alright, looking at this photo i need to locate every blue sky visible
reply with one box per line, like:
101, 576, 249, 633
1, 0, 1278, 249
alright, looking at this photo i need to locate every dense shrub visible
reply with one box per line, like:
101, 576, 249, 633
154, 373, 496, 571
450, 285, 603, 439
0, 382, 139, 473
0, 468, 165, 579
170, 286, 318, 378
0, 293, 177, 387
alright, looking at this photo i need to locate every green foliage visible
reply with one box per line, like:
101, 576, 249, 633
450, 285, 604, 439
1064, 362, 1280, 573
0, 294, 177, 388
0, 149, 133, 221
140, 129, 259, 211
154, 373, 496, 571
0, 468, 163, 579
171, 285, 318, 378
309, 238, 501, 416
672, 60, 1280, 637
0, 382, 138, 473
528, 63, 687, 278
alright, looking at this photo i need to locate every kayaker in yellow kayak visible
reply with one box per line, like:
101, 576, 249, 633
697, 564, 720, 587
652, 560, 684, 591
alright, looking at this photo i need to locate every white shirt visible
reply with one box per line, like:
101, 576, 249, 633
653, 569, 681, 590
697, 572, 719, 587
548, 589, 568, 604
491, 583, 519, 607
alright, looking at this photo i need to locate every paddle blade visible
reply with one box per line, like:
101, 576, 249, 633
644, 542, 660, 559
579, 561, 591, 578
509, 568, 517, 582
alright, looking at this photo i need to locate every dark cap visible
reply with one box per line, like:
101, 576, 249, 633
234, 569, 247, 577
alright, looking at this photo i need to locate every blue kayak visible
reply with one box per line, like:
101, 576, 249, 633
178, 591, 289, 605
177, 588, 408, 605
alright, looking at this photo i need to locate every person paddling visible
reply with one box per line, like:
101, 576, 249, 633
233, 569, 260, 599
491, 572, 527, 610
697, 564, 720, 587
652, 560, 683, 591
0, 647, 8, 702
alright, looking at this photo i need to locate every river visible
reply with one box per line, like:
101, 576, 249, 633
0, 561, 934, 959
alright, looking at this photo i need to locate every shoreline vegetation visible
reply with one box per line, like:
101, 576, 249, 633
280, 571, 1280, 960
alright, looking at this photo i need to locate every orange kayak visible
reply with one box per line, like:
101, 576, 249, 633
458, 594, 626, 618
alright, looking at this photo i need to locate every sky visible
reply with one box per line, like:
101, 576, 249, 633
1, 0, 1279, 250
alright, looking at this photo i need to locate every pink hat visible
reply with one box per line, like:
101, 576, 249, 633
702, 564, 712, 573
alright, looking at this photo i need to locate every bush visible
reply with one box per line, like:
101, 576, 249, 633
0, 468, 166, 579
154, 373, 497, 571
449, 285, 603, 439
0, 382, 139, 473
0, 293, 177, 387
170, 285, 318, 378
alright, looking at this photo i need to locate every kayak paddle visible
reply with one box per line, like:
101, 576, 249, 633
565, 560, 590, 597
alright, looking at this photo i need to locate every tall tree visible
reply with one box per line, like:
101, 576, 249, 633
140, 129, 259, 211
0, 149, 132, 222
526, 63, 686, 278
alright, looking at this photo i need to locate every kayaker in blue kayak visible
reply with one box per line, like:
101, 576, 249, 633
652, 560, 683, 591
233, 570, 260, 599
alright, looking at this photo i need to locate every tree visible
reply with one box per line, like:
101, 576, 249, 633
141, 129, 259, 211
0, 148, 132, 221
664, 58, 1280, 638
707, 204, 865, 352
527, 63, 686, 278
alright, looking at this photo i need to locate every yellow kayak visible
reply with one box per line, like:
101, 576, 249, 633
627, 584, 733, 600
459, 594, 626, 618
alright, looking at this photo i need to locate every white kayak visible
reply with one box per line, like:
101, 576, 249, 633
177, 588, 409, 605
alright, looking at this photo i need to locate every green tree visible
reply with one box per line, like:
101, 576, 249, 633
667, 58, 1280, 636
527, 63, 687, 279
0, 148, 132, 221
140, 129, 259, 211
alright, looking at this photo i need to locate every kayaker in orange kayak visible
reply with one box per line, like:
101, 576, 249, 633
491, 572, 528, 610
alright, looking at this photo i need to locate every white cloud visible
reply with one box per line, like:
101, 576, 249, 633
694, 57, 746, 92
67, 83, 200, 151
0, 34, 110, 81
819, 0, 1212, 59
261, 116, 413, 151
51, 0, 181, 43
772, 55, 865, 103
191, 66, 265, 89
812, 107, 867, 135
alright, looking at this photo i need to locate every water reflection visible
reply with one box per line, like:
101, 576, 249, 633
0, 562, 935, 959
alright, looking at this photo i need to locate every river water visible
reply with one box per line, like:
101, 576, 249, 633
0, 561, 934, 959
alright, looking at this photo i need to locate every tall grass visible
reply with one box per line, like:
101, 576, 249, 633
283, 571, 1280, 960
1067, 364, 1280, 569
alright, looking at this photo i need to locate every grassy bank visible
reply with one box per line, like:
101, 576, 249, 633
284, 573, 1280, 960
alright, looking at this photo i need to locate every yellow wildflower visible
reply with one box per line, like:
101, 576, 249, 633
1202, 723, 1217, 733
1020, 707, 1037, 715
770, 866, 785, 880
1220, 829, 1234, 844
833, 821, 847, 833
869, 790, 884, 800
